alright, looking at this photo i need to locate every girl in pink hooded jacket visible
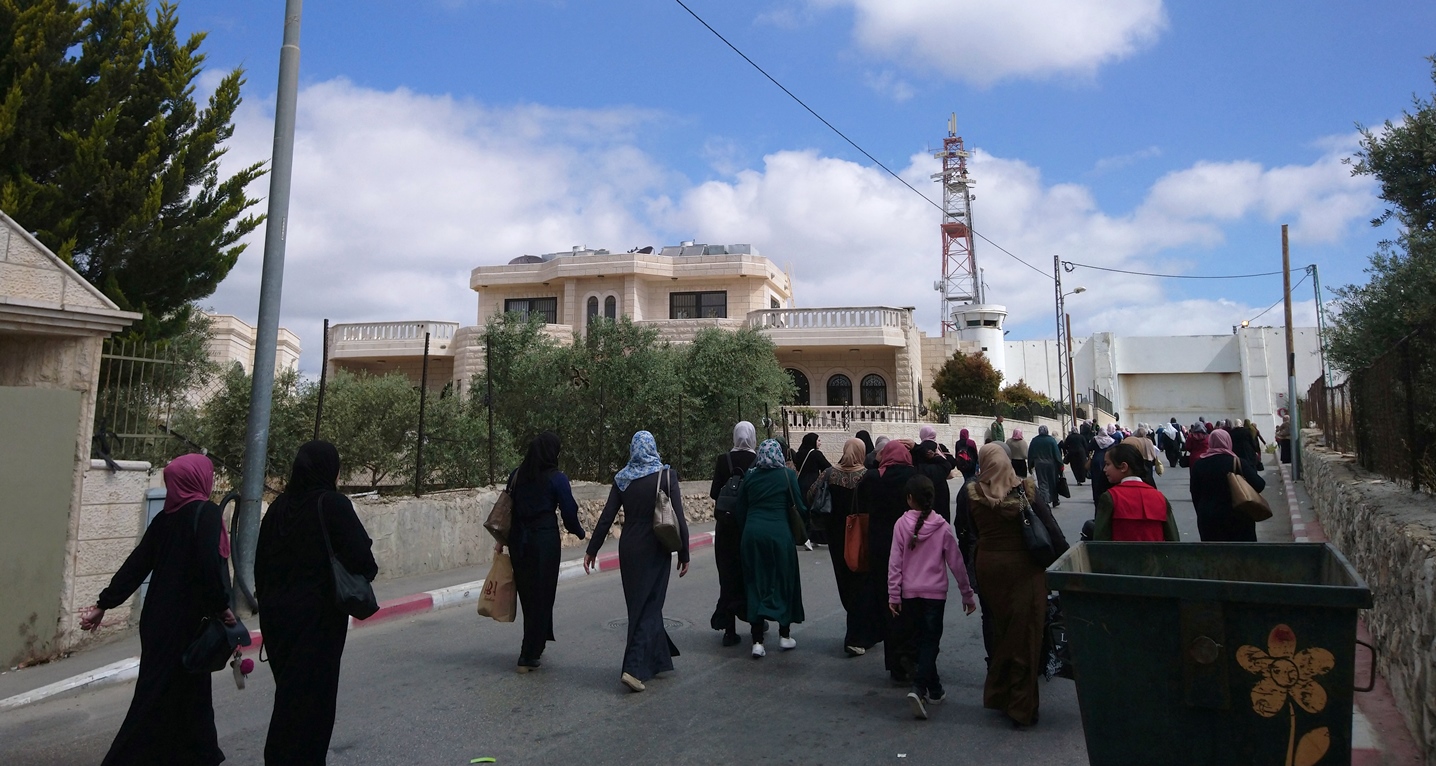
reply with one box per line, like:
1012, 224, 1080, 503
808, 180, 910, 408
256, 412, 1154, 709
888, 474, 977, 719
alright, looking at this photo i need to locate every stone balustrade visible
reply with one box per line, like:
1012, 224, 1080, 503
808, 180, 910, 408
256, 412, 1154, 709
334, 321, 458, 343
783, 405, 917, 430
747, 306, 911, 331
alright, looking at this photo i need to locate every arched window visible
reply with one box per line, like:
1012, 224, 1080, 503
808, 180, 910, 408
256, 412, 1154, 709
826, 374, 853, 406
787, 369, 810, 406
587, 296, 599, 319
604, 295, 617, 319
861, 374, 888, 406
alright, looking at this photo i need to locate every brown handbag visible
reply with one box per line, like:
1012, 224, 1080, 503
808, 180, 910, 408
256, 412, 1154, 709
844, 514, 869, 572
1228, 457, 1272, 522
484, 488, 513, 545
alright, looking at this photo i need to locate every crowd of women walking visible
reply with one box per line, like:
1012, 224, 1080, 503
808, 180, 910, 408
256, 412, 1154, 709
81, 408, 1279, 762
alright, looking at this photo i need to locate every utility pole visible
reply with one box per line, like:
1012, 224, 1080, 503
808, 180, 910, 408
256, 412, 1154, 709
1066, 313, 1077, 424
1282, 224, 1300, 480
235, 0, 304, 610
414, 330, 430, 496
1053, 255, 1070, 431
313, 318, 329, 440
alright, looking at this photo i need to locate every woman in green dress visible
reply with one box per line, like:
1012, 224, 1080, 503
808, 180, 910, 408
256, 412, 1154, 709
736, 439, 808, 658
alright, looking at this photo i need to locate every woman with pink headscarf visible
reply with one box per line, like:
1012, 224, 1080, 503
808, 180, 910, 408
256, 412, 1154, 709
80, 454, 233, 766
1189, 428, 1267, 541
856, 440, 920, 681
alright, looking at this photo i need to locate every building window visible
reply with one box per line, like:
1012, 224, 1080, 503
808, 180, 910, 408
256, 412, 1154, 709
604, 295, 617, 319
504, 297, 558, 324
771, 296, 781, 309
861, 374, 888, 406
587, 296, 599, 319
787, 369, 810, 406
827, 374, 853, 406
670, 291, 727, 319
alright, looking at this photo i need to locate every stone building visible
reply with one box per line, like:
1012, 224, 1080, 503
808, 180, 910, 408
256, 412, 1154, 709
0, 211, 142, 666
327, 243, 958, 416
202, 312, 302, 376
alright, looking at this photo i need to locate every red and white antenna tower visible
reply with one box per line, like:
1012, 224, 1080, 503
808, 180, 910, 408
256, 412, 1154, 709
932, 113, 978, 336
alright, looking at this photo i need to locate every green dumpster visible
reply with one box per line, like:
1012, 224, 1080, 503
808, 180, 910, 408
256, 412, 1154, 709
1047, 542, 1372, 766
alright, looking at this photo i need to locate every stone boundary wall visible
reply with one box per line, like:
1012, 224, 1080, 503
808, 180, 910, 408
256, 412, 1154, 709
1300, 429, 1436, 763
58, 460, 151, 653
351, 479, 715, 581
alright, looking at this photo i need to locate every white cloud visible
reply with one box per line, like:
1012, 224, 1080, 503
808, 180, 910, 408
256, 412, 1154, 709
1091, 145, 1162, 175
209, 79, 1373, 373
808, 0, 1168, 85
862, 70, 915, 102
209, 80, 666, 369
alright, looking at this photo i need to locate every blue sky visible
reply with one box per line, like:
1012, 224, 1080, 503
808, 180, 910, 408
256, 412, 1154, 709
180, 0, 1436, 370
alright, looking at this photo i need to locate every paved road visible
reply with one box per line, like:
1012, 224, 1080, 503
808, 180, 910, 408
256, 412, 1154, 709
0, 454, 1286, 765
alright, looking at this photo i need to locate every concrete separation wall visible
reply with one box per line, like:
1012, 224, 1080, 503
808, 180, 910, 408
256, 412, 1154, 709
1300, 429, 1436, 763
350, 479, 714, 582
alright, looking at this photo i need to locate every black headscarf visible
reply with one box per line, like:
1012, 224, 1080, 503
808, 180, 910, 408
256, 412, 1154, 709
286, 440, 340, 501
515, 431, 562, 487
794, 432, 820, 469
916, 439, 940, 461
855, 430, 874, 454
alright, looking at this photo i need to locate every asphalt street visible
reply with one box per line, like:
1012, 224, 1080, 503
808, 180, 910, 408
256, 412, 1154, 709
0, 454, 1286, 765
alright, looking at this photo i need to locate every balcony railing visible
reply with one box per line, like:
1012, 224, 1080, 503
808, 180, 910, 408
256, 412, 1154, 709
747, 307, 911, 331
335, 321, 458, 342
782, 405, 916, 430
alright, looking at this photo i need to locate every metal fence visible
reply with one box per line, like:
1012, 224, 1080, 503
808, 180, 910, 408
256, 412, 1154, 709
92, 337, 219, 465
1307, 325, 1435, 492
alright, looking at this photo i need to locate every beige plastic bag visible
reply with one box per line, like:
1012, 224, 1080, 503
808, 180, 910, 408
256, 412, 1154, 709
476, 553, 516, 622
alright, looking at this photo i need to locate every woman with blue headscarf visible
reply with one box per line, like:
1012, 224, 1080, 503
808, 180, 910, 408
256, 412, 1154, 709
735, 439, 808, 658
585, 431, 690, 692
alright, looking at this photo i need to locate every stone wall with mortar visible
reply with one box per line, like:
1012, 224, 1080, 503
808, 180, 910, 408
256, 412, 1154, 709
1300, 430, 1436, 763
350, 480, 714, 581
55, 460, 152, 652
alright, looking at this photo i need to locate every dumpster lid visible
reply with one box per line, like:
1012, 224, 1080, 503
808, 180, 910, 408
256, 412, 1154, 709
1046, 542, 1372, 609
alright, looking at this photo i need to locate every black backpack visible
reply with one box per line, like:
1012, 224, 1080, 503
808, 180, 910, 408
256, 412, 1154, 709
715, 453, 745, 522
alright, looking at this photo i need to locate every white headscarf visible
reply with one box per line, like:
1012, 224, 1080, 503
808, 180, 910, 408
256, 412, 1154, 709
732, 421, 757, 453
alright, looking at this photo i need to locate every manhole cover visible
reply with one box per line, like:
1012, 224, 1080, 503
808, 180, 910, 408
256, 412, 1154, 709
605, 617, 689, 631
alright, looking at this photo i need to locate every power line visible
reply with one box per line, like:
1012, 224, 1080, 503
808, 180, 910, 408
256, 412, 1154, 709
1063, 261, 1286, 280
672, 0, 1055, 281
1247, 271, 1312, 325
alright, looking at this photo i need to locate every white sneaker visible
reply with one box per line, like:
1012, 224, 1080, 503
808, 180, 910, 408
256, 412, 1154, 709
751, 642, 766, 658
804, 540, 814, 551
779, 636, 797, 650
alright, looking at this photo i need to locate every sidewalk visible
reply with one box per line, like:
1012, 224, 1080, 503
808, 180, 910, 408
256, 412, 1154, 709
0, 521, 716, 710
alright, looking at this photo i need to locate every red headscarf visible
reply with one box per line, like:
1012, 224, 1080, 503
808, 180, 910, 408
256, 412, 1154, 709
877, 439, 913, 476
162, 454, 228, 557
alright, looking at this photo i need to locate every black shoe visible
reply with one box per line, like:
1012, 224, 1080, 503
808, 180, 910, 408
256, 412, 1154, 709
516, 657, 541, 673
721, 631, 740, 647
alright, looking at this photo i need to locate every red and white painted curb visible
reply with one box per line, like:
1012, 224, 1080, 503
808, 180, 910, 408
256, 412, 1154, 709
0, 531, 718, 710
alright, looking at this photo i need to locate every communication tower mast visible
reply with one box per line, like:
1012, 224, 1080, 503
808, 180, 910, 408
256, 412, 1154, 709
932, 114, 978, 336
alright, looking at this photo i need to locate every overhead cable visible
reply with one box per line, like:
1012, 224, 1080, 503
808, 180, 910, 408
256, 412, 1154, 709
1246, 271, 1312, 325
1063, 261, 1286, 280
673, 0, 1054, 281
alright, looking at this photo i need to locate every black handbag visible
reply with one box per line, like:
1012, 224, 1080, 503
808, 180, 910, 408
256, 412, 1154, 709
317, 493, 380, 620
1017, 486, 1057, 567
183, 616, 252, 673
1056, 475, 1071, 499
182, 503, 251, 673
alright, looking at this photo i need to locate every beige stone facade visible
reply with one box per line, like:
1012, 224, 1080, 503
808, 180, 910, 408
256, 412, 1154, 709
0, 210, 140, 664
328, 244, 927, 412
203, 312, 301, 376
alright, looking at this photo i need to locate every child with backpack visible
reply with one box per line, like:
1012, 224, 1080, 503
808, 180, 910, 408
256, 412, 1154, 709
888, 474, 977, 720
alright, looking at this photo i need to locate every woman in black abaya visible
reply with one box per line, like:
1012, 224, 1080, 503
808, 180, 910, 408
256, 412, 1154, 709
256, 441, 379, 765
500, 431, 585, 670
80, 453, 233, 766
709, 421, 758, 646
585, 431, 690, 692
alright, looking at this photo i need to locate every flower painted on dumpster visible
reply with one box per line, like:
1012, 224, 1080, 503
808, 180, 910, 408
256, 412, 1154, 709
1237, 624, 1334, 766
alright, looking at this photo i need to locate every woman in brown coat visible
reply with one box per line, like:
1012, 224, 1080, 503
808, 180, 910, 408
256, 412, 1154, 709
967, 443, 1068, 727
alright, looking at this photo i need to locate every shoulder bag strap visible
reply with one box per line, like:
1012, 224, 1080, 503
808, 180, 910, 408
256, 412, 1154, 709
316, 492, 337, 560
726, 452, 735, 477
